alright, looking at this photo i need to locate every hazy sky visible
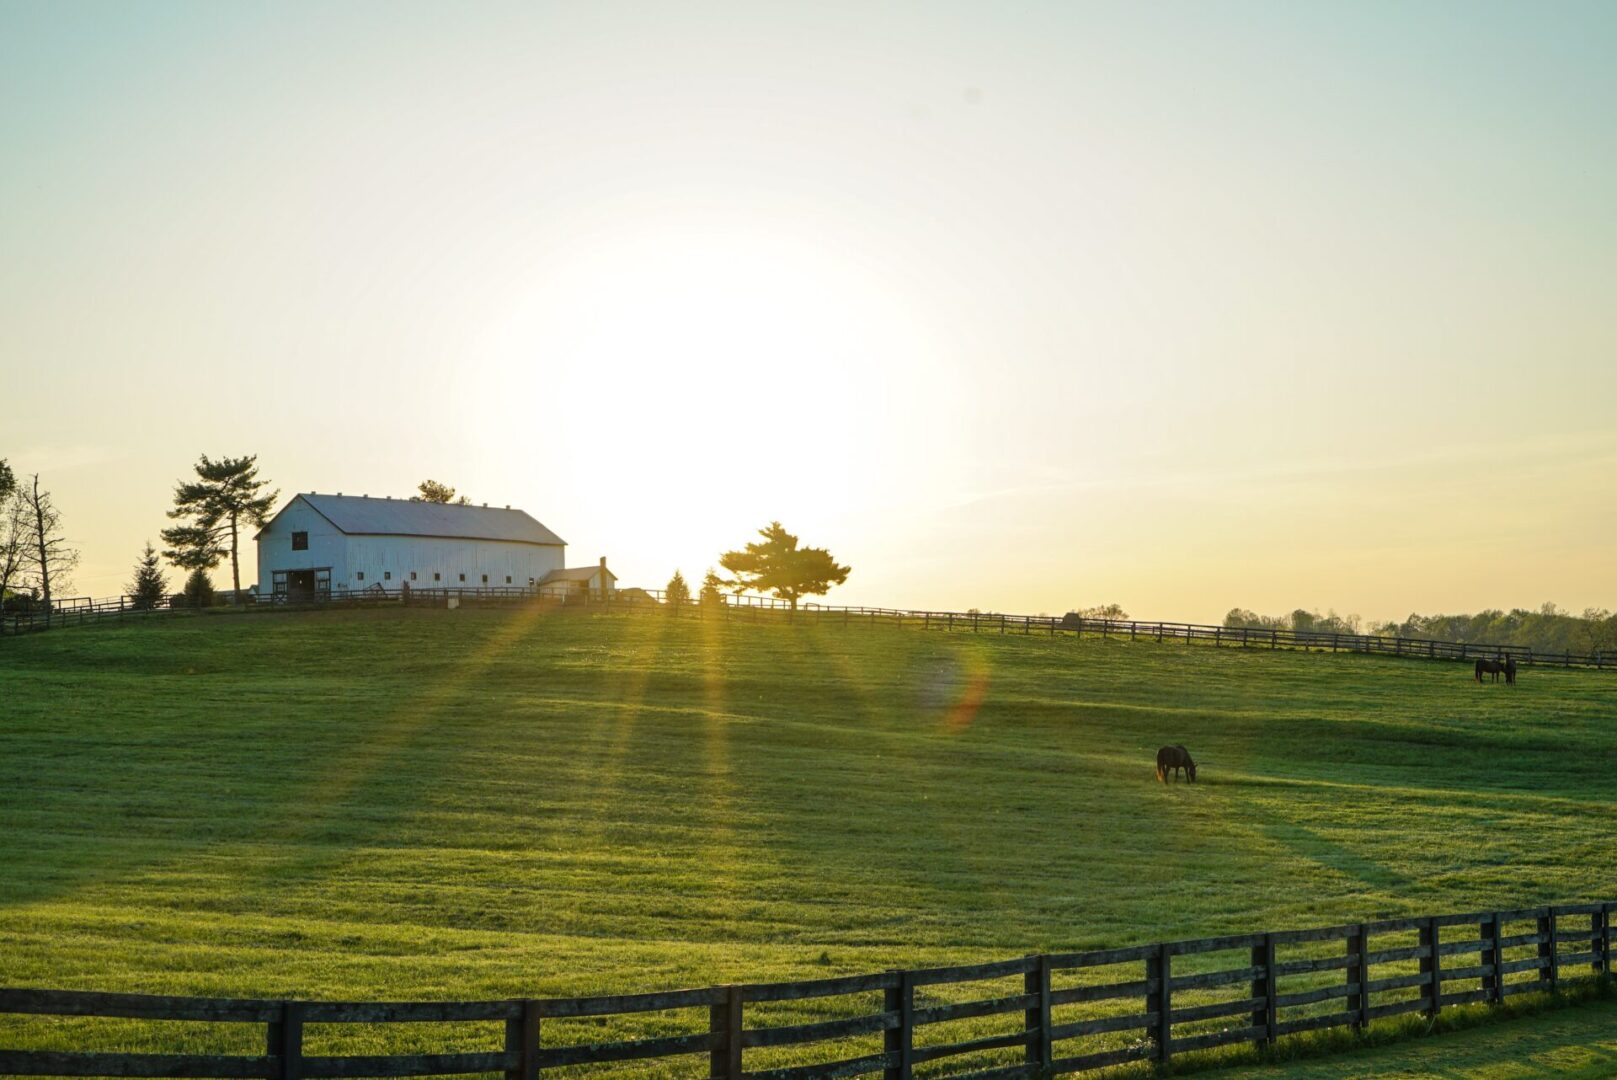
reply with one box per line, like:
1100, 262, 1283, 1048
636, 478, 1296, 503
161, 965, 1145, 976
3, 1, 1614, 621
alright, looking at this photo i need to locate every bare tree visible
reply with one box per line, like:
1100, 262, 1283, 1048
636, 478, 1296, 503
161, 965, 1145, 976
0, 489, 28, 606
17, 474, 79, 607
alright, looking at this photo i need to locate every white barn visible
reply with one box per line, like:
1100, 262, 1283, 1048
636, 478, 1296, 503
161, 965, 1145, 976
255, 493, 604, 599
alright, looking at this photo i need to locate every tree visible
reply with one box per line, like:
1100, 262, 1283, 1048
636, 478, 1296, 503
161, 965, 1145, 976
0, 487, 27, 607
127, 543, 168, 610
0, 458, 14, 504
161, 455, 278, 601
182, 567, 215, 609
412, 480, 469, 505
718, 521, 850, 611
17, 474, 78, 607
699, 568, 725, 607
665, 570, 691, 613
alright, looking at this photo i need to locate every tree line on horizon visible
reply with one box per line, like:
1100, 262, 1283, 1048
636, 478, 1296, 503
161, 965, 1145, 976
1224, 603, 1617, 656
7, 454, 1612, 649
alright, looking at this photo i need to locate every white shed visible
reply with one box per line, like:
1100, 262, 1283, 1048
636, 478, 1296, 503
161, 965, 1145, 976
255, 493, 573, 598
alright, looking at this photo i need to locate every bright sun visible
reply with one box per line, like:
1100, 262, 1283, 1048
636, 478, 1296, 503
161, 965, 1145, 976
471, 224, 950, 538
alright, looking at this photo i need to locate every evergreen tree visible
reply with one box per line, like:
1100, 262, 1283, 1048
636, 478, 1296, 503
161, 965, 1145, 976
665, 569, 691, 614
161, 454, 278, 600
719, 522, 849, 611
699, 568, 725, 607
182, 567, 215, 609
127, 543, 168, 610
411, 480, 468, 504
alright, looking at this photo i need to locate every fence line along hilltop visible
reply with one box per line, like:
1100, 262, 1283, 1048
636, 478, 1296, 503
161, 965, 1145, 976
2, 584, 1612, 670
1, 899, 1611, 1079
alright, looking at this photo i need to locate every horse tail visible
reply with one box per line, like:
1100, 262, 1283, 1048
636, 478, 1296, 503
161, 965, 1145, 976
1156, 762, 1166, 784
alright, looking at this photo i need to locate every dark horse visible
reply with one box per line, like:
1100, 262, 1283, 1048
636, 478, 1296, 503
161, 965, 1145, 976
1156, 745, 1197, 783
1475, 658, 1516, 684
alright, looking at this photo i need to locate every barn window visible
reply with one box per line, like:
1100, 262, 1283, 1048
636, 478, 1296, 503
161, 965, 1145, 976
291, 531, 308, 551
481, 574, 489, 584
410, 571, 417, 581
356, 571, 365, 582
434, 572, 441, 581
505, 575, 512, 584
458, 573, 465, 582
383, 571, 391, 581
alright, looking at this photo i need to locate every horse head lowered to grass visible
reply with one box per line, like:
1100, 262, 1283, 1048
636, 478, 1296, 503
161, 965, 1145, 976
1156, 745, 1197, 783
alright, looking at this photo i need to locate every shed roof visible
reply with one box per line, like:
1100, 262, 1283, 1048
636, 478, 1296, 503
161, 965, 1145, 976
265, 493, 565, 546
541, 565, 617, 584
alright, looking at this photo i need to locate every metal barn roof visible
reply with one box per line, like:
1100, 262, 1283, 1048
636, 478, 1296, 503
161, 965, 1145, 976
281, 493, 566, 546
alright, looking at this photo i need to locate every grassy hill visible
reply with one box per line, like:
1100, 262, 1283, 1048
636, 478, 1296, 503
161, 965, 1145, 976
2, 607, 1614, 1072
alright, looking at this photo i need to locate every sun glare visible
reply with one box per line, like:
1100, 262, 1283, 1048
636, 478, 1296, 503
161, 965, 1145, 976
471, 226, 952, 562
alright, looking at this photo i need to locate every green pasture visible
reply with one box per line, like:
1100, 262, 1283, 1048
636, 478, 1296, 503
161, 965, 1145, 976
1, 607, 1613, 1075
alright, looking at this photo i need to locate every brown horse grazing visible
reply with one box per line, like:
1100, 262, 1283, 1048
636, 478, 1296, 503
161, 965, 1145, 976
1156, 745, 1197, 783
1475, 659, 1507, 683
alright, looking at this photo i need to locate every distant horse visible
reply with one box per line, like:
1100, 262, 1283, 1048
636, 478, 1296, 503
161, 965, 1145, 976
1505, 656, 1518, 685
1156, 745, 1197, 783
1475, 659, 1506, 683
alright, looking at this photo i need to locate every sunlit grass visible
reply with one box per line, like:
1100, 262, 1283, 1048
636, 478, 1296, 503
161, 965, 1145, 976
1, 607, 1614, 1075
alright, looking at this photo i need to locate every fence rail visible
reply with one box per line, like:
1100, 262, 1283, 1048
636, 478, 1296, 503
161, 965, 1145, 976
3, 585, 1611, 671
3, 900, 1610, 1078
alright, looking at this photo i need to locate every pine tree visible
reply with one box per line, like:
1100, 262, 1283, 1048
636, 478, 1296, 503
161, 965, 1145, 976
127, 543, 168, 610
665, 570, 691, 614
718, 522, 849, 611
182, 568, 215, 609
699, 569, 725, 608
161, 454, 279, 601
411, 480, 468, 504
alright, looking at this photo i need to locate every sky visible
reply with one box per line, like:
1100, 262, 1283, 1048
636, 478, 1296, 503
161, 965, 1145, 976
2, 0, 1614, 622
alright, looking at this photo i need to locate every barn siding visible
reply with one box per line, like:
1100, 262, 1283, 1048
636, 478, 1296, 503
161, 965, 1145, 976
257, 500, 349, 591
256, 496, 566, 595
339, 535, 563, 590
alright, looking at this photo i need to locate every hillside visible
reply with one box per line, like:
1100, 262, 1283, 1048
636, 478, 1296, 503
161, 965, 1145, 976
2, 607, 1614, 1070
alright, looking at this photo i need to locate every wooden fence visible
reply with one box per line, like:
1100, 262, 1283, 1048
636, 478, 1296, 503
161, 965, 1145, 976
3, 901, 1611, 1079
3, 585, 1611, 671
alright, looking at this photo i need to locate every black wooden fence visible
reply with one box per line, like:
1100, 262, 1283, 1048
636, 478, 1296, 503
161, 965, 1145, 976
3, 585, 1612, 671
3, 901, 1610, 1079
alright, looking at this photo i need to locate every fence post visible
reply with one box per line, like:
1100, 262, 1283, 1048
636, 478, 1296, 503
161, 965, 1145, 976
1591, 910, 1606, 977
884, 970, 913, 1080
709, 986, 743, 1078
1024, 955, 1051, 1070
1251, 933, 1275, 1048
505, 1000, 539, 1080
268, 1002, 303, 1080
1349, 924, 1370, 1030
1419, 918, 1440, 1017
1603, 904, 1615, 981
1481, 914, 1501, 1004
1149, 944, 1172, 1064
1540, 910, 1558, 992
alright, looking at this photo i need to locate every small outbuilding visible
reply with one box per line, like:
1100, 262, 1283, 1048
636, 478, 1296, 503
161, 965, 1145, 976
255, 492, 602, 599
537, 559, 617, 599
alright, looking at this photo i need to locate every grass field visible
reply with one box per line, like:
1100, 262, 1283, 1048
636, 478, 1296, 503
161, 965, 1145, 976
1218, 993, 1617, 1078
2, 606, 1615, 1074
